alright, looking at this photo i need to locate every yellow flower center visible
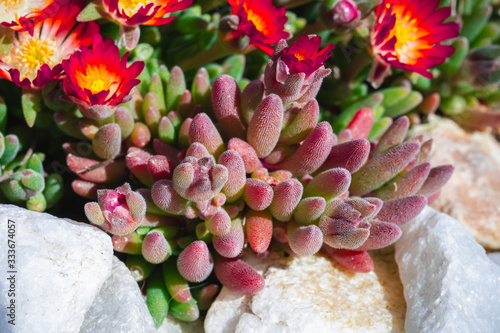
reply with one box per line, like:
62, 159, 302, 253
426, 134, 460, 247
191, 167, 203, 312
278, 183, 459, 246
3, 35, 57, 81
117, 0, 151, 17
294, 52, 306, 61
390, 5, 430, 65
246, 9, 269, 35
75, 65, 119, 95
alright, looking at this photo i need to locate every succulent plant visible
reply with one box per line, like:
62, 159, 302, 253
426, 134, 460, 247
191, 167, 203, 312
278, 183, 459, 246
0, 0, 467, 328
70, 32, 454, 325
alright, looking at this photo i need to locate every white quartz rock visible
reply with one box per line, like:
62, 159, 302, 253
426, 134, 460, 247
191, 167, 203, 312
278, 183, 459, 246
395, 206, 500, 332
156, 315, 205, 333
205, 250, 406, 333
488, 252, 500, 266
0, 204, 113, 333
80, 256, 156, 333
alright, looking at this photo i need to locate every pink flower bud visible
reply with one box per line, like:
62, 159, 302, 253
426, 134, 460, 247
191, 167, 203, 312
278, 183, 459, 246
332, 0, 360, 25
177, 241, 214, 283
85, 183, 146, 235
173, 152, 229, 203
264, 35, 333, 104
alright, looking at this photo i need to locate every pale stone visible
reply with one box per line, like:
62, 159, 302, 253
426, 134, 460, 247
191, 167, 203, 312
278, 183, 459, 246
80, 256, 156, 333
205, 249, 406, 333
395, 206, 500, 332
156, 315, 205, 333
0, 204, 113, 333
409, 115, 500, 249
488, 252, 500, 266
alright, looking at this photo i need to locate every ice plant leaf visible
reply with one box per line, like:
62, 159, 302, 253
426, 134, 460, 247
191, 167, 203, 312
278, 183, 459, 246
269, 122, 336, 177
376, 195, 427, 227
316, 139, 371, 174
269, 179, 303, 222
247, 94, 283, 158
345, 108, 374, 140
212, 75, 246, 139
417, 165, 454, 198
218, 150, 246, 203
177, 241, 214, 283
188, 113, 225, 158
227, 138, 263, 173
245, 210, 273, 254
213, 217, 244, 258
350, 142, 421, 196
243, 178, 274, 211
288, 220, 323, 256
304, 168, 351, 201
214, 257, 265, 295
294, 197, 327, 225
322, 246, 374, 273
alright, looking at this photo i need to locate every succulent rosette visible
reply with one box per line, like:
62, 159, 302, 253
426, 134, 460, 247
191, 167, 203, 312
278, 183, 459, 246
100, 0, 192, 26
227, 0, 290, 55
369, 0, 460, 85
265, 35, 334, 105
0, 0, 99, 89
61, 35, 145, 119
85, 183, 147, 236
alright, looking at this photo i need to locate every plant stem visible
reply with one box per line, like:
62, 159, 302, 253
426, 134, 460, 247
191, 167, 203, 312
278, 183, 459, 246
177, 39, 231, 71
275, 0, 315, 9
291, 20, 326, 42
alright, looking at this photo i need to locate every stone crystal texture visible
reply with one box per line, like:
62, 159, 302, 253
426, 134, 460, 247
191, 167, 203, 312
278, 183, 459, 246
395, 206, 500, 332
80, 256, 156, 333
409, 115, 500, 249
0, 204, 113, 333
205, 249, 406, 333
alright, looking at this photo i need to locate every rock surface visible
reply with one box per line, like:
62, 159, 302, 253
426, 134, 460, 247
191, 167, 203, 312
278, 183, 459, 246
156, 315, 205, 333
409, 116, 500, 249
205, 248, 406, 333
488, 252, 500, 266
0, 204, 113, 333
81, 256, 156, 333
395, 206, 500, 332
